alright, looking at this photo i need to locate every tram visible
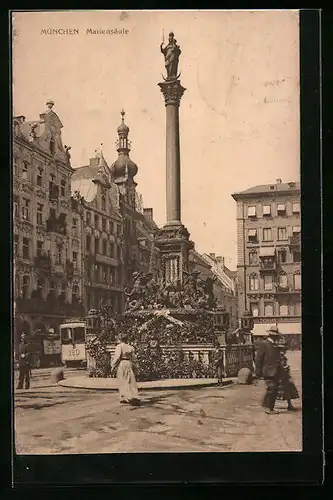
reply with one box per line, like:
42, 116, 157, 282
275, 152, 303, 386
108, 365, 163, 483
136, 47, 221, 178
59, 319, 86, 368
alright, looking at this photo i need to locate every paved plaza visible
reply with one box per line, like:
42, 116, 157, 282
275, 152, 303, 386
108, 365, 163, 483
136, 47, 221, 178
14, 352, 302, 454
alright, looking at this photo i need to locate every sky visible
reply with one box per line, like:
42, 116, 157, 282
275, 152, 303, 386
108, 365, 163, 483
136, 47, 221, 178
12, 10, 300, 269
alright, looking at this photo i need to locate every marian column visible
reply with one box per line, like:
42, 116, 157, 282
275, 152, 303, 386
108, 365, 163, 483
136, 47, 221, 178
156, 32, 194, 286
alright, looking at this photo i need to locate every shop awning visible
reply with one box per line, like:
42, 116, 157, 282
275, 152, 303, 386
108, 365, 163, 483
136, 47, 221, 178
252, 322, 301, 336
259, 247, 275, 257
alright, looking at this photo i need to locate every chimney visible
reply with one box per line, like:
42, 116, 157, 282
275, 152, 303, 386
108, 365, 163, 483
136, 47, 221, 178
276, 178, 282, 184
89, 157, 99, 168
143, 208, 153, 221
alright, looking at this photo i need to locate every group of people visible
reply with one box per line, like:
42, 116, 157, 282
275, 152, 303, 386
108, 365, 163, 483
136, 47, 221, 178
255, 327, 299, 414
15, 325, 299, 416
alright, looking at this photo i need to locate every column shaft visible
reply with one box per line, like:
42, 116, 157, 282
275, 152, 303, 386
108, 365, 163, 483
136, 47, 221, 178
165, 104, 181, 225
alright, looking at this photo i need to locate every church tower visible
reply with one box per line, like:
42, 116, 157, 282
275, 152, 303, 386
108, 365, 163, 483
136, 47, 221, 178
110, 110, 138, 210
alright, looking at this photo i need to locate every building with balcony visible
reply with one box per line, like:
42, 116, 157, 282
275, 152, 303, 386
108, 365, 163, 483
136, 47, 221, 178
13, 101, 84, 348
71, 149, 124, 314
231, 180, 301, 342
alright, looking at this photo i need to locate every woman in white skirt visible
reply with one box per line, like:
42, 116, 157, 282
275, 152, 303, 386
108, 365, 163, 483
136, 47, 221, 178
111, 332, 140, 406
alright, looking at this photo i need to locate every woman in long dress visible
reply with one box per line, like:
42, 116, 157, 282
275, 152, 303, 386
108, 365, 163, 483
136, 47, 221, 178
111, 333, 140, 406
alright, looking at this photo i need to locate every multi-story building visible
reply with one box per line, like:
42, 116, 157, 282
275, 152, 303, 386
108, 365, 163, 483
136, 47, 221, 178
201, 253, 238, 329
71, 111, 160, 314
13, 101, 84, 349
232, 180, 301, 342
71, 149, 124, 314
109, 110, 160, 286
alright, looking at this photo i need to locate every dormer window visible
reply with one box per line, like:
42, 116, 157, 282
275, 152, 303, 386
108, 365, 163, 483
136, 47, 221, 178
247, 206, 256, 218
262, 205, 271, 217
277, 203, 286, 215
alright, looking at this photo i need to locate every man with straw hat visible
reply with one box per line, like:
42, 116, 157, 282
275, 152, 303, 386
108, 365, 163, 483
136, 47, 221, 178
255, 326, 283, 414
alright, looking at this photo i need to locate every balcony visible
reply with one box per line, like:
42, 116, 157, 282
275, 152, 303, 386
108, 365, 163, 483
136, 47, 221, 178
274, 284, 290, 294
34, 253, 51, 271
259, 259, 277, 273
289, 234, 301, 252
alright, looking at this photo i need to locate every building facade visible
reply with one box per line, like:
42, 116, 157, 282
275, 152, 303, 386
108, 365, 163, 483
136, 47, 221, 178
71, 150, 124, 314
13, 101, 84, 349
232, 180, 301, 341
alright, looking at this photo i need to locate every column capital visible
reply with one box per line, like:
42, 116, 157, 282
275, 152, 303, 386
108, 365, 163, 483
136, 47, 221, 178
158, 79, 186, 106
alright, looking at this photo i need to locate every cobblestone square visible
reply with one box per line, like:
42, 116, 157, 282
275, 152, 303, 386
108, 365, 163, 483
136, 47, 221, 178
14, 351, 302, 454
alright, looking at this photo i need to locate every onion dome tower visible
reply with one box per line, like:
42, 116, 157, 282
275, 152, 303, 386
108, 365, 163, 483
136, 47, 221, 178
110, 110, 138, 208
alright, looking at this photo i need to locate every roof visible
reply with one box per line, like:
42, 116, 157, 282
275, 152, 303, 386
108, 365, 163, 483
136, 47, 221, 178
71, 177, 98, 203
232, 181, 300, 199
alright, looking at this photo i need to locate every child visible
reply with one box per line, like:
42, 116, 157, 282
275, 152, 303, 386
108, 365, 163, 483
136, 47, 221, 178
277, 340, 299, 411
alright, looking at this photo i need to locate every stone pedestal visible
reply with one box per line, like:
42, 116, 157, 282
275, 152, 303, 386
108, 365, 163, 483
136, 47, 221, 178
155, 224, 194, 285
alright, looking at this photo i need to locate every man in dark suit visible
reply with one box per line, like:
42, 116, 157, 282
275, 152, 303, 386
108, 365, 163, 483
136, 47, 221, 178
16, 333, 32, 390
255, 327, 283, 414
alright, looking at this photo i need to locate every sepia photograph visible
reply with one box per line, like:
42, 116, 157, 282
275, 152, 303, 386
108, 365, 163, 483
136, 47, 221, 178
12, 9, 302, 457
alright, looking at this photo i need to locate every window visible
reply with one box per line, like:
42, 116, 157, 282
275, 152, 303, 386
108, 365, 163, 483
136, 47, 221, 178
37, 203, 43, 225
94, 237, 99, 254
293, 251, 301, 263
37, 167, 43, 187
22, 161, 28, 180
247, 206, 256, 217
110, 243, 115, 258
278, 227, 287, 241
249, 275, 259, 291
13, 157, 18, 176
279, 304, 288, 316
60, 179, 66, 197
250, 303, 259, 317
37, 240, 43, 257
249, 251, 257, 265
117, 224, 122, 236
264, 303, 274, 316
293, 273, 301, 290
111, 267, 116, 284
86, 235, 91, 252
295, 301, 301, 315
292, 202, 300, 213
102, 266, 108, 284
277, 249, 287, 263
56, 244, 62, 264
72, 285, 79, 302
101, 195, 106, 211
22, 237, 30, 260
94, 214, 99, 228
248, 229, 257, 243
292, 226, 301, 235
263, 228, 272, 242
102, 217, 106, 232
36, 278, 44, 297
86, 211, 91, 225
262, 205, 271, 216
279, 274, 288, 288
277, 203, 286, 214
21, 198, 30, 221
22, 275, 29, 298
73, 251, 78, 267
264, 275, 273, 291
13, 195, 19, 218
116, 245, 121, 259
14, 234, 19, 255
102, 239, 107, 255
72, 218, 78, 237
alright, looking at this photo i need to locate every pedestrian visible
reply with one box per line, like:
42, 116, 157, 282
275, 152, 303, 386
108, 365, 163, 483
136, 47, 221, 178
111, 332, 140, 406
255, 326, 283, 415
16, 333, 32, 390
212, 339, 224, 386
276, 339, 299, 411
